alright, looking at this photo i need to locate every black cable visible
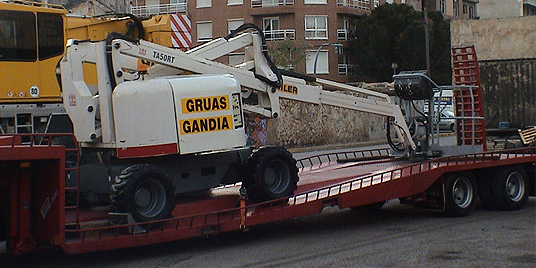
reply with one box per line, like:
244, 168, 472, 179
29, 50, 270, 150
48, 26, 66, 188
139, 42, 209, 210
92, 13, 145, 40
411, 100, 427, 118
105, 32, 140, 89
386, 117, 406, 152
224, 23, 283, 89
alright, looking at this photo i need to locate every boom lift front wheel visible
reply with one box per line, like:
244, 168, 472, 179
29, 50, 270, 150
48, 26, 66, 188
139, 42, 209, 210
244, 147, 299, 202
112, 164, 175, 224
444, 172, 477, 217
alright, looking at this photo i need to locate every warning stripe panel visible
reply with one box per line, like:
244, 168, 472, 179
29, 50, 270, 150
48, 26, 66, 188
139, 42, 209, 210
170, 14, 192, 50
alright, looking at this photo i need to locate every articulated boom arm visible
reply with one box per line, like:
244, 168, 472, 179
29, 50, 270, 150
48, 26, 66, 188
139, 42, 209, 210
60, 31, 415, 151
111, 33, 282, 118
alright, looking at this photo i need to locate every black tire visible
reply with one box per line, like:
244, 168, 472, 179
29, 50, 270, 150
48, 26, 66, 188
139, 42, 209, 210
351, 201, 386, 214
112, 164, 175, 223
444, 172, 477, 217
449, 123, 455, 132
490, 166, 529, 210
244, 147, 299, 202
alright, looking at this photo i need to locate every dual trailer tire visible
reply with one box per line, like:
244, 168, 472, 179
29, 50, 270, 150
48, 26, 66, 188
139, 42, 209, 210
444, 172, 477, 217
445, 165, 529, 217
479, 166, 529, 211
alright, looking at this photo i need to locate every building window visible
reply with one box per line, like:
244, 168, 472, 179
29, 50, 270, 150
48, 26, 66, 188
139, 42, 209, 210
468, 6, 474, 19
263, 17, 279, 40
306, 50, 328, 74
228, 0, 243, 5
305, 16, 328, 40
463, 4, 467, 14
197, 0, 211, 8
453, 0, 459, 17
304, 0, 327, 4
197, 21, 212, 41
440, 0, 446, 14
263, 17, 279, 32
228, 18, 244, 34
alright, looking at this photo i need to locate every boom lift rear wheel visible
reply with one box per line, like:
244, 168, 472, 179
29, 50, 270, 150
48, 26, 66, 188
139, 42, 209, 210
112, 164, 175, 223
244, 147, 299, 202
444, 172, 477, 217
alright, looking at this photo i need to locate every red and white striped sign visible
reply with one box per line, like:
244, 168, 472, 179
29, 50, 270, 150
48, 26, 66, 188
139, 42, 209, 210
170, 14, 192, 50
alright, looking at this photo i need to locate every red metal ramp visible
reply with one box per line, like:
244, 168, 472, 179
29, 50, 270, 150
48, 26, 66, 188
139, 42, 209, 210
451, 46, 487, 150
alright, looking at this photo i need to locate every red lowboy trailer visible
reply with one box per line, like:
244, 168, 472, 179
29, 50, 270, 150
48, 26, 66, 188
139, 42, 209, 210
0, 133, 534, 255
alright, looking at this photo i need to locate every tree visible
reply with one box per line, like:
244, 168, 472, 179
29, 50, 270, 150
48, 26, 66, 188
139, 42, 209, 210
352, 4, 451, 84
267, 38, 307, 71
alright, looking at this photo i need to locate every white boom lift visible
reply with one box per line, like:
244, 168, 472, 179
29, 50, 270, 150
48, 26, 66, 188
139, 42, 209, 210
59, 25, 416, 223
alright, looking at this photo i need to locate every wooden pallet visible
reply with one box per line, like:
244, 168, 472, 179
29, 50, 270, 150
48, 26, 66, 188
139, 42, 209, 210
519, 127, 536, 145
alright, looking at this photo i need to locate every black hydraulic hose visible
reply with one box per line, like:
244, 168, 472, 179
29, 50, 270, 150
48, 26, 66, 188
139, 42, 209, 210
224, 23, 283, 90
386, 117, 406, 152
105, 32, 140, 89
92, 13, 145, 40
411, 100, 427, 118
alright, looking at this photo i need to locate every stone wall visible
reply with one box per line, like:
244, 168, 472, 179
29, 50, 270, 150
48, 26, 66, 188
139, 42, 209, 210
263, 83, 392, 149
451, 16, 536, 61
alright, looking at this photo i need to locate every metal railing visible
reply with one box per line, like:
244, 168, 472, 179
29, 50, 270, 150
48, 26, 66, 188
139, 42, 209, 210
264, 29, 295, 41
337, 0, 371, 10
0, 133, 82, 228
130, 3, 187, 17
251, 0, 294, 8
296, 147, 391, 170
337, 29, 349, 40
338, 64, 358, 75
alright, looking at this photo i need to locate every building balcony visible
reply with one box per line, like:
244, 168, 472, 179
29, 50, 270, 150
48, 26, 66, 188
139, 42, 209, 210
337, 0, 370, 10
130, 3, 187, 17
264, 29, 295, 41
251, 0, 294, 8
337, 29, 349, 40
338, 64, 358, 75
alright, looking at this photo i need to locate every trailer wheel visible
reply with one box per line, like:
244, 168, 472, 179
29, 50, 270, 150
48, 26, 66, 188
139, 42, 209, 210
490, 166, 529, 210
244, 147, 298, 202
444, 172, 477, 217
112, 164, 175, 223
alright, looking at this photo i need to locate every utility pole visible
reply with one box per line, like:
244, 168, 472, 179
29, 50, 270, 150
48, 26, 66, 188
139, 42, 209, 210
423, 0, 431, 77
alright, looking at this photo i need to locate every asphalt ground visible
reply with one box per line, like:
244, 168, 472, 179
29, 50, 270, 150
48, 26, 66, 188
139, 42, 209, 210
1, 198, 534, 268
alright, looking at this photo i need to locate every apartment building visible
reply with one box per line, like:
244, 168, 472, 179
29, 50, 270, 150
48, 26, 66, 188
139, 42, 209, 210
478, 0, 536, 19
130, 0, 382, 82
386, 0, 478, 19
129, 0, 477, 82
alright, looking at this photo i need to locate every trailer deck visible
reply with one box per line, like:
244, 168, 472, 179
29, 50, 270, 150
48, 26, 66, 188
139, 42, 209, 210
1, 134, 535, 255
